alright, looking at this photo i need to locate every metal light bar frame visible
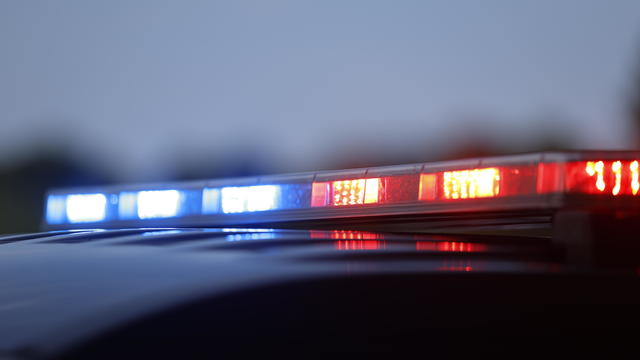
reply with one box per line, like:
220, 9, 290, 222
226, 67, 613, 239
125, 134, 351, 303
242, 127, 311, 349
43, 151, 640, 230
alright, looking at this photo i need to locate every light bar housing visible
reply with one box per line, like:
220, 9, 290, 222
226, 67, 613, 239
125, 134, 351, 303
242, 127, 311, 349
43, 151, 640, 230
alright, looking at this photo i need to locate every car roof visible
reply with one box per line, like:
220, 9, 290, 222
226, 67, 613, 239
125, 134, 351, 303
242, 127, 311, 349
0, 227, 553, 352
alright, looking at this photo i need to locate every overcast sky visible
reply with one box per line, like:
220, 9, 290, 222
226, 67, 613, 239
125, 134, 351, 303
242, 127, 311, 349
1, 0, 640, 179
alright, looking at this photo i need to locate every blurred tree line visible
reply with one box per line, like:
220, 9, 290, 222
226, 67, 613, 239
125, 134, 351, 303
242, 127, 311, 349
0, 151, 113, 234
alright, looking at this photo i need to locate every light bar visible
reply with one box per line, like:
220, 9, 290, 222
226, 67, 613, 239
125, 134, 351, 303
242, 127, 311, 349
43, 151, 640, 229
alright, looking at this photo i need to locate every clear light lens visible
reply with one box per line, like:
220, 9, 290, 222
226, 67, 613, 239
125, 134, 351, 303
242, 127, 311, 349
202, 188, 221, 214
418, 174, 437, 201
118, 192, 137, 219
66, 193, 107, 223
137, 190, 181, 219
364, 178, 380, 204
46, 195, 67, 224
311, 182, 330, 207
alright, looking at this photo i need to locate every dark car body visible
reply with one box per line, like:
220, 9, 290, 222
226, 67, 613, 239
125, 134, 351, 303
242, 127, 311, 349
1, 227, 639, 359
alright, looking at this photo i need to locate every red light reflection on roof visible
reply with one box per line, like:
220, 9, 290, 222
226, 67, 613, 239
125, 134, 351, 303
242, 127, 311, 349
440, 265, 473, 272
335, 230, 382, 240
309, 230, 383, 240
416, 241, 487, 253
438, 241, 487, 252
308, 230, 386, 250
334, 240, 383, 250
438, 260, 475, 272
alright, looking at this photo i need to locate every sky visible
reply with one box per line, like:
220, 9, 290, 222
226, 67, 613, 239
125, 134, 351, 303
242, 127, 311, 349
1, 0, 640, 180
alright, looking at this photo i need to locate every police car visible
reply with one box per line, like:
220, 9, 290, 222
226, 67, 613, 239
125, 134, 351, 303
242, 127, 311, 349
1, 151, 640, 359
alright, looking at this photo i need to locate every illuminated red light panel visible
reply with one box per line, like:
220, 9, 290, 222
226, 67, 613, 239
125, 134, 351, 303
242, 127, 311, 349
312, 178, 380, 206
44, 151, 640, 230
565, 160, 640, 196
311, 155, 640, 208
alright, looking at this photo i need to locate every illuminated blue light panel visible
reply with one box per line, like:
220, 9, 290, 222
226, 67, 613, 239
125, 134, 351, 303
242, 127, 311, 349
65, 193, 107, 223
137, 190, 181, 219
221, 185, 279, 214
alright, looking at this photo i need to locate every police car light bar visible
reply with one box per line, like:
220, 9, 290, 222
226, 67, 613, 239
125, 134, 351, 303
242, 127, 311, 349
43, 151, 640, 230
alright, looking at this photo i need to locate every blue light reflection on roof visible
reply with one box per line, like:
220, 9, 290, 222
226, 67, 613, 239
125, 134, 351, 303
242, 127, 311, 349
225, 232, 277, 242
221, 228, 275, 232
